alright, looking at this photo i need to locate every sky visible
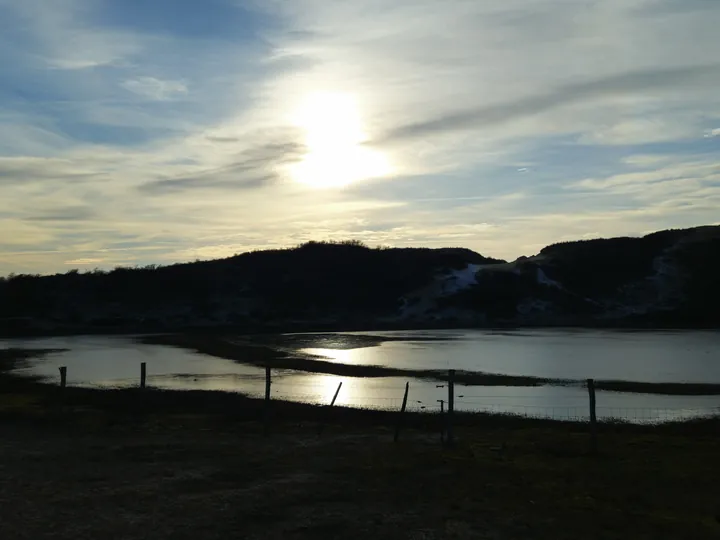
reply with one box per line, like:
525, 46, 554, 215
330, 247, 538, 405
1, 0, 719, 274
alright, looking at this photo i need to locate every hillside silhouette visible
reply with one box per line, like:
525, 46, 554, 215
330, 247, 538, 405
1, 227, 718, 336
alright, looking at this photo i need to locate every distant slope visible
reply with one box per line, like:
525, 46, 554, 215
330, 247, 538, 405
1, 227, 718, 336
432, 225, 720, 327
0, 241, 502, 335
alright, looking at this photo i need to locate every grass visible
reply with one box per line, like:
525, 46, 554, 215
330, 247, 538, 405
1, 371, 719, 539
3, 342, 720, 537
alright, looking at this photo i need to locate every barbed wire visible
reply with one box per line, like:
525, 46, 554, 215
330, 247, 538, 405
274, 394, 404, 403
272, 382, 410, 392
45, 373, 720, 424
457, 395, 596, 400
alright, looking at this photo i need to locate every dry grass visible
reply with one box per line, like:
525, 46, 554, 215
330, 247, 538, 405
1, 377, 719, 539
2, 346, 720, 538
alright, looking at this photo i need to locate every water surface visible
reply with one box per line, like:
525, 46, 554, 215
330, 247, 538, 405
4, 329, 719, 422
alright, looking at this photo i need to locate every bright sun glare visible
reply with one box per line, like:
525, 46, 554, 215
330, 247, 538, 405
292, 92, 390, 188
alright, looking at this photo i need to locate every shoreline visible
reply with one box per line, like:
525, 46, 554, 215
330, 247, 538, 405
1, 357, 719, 430
2, 317, 719, 339
141, 333, 720, 396
4, 336, 720, 399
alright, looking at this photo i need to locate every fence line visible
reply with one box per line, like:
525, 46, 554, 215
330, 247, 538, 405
49, 365, 720, 428
29, 365, 718, 454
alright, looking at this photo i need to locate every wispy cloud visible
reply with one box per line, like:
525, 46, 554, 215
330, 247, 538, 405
121, 77, 188, 101
64, 257, 105, 266
0, 156, 101, 184
140, 170, 275, 194
25, 205, 97, 222
378, 65, 720, 144
571, 160, 720, 191
139, 139, 305, 194
1, 0, 145, 69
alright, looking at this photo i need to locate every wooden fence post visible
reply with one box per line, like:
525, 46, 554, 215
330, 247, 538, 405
437, 399, 445, 444
318, 382, 343, 436
394, 382, 410, 442
140, 362, 147, 389
587, 378, 598, 454
58, 366, 67, 411
58, 366, 67, 414
330, 381, 343, 407
263, 366, 272, 434
447, 369, 455, 446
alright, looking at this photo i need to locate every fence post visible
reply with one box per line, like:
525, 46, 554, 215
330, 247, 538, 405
140, 362, 147, 389
447, 369, 455, 446
318, 382, 343, 436
394, 382, 410, 442
437, 399, 445, 444
330, 381, 342, 407
57, 366, 67, 411
264, 366, 272, 433
587, 378, 598, 454
265, 366, 272, 403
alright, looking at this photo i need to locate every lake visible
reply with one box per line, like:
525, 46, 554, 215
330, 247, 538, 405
4, 329, 719, 422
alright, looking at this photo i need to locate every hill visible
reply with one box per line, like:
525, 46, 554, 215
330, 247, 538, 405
0, 241, 502, 335
1, 227, 718, 336
434, 225, 720, 327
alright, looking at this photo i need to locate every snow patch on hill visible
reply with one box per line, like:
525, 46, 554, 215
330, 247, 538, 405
399, 264, 481, 318
536, 268, 563, 289
441, 264, 482, 294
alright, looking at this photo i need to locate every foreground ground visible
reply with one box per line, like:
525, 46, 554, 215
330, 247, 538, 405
2, 390, 720, 539
2, 349, 720, 539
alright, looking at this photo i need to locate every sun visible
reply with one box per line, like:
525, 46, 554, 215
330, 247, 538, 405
291, 92, 390, 188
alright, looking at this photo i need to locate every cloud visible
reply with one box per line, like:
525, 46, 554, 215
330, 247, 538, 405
0, 157, 100, 184
205, 136, 241, 143
621, 154, 675, 168
64, 257, 105, 266
140, 169, 276, 194
138, 139, 305, 194
377, 65, 720, 144
24, 206, 97, 222
0, 115, 74, 156
580, 117, 701, 146
2, 0, 146, 69
122, 77, 188, 100
571, 160, 720, 191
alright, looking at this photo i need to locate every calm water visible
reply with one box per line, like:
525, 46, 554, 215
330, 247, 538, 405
4, 329, 720, 422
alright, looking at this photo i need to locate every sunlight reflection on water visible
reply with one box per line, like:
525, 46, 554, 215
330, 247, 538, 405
301, 347, 377, 365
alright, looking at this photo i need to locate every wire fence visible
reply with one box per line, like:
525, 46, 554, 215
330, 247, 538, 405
455, 402, 720, 423
269, 382, 720, 423
44, 363, 720, 425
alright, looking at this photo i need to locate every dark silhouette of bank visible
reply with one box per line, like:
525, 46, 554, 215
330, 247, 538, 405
1, 225, 718, 336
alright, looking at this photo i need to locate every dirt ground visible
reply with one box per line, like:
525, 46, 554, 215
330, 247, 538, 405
1, 412, 719, 540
